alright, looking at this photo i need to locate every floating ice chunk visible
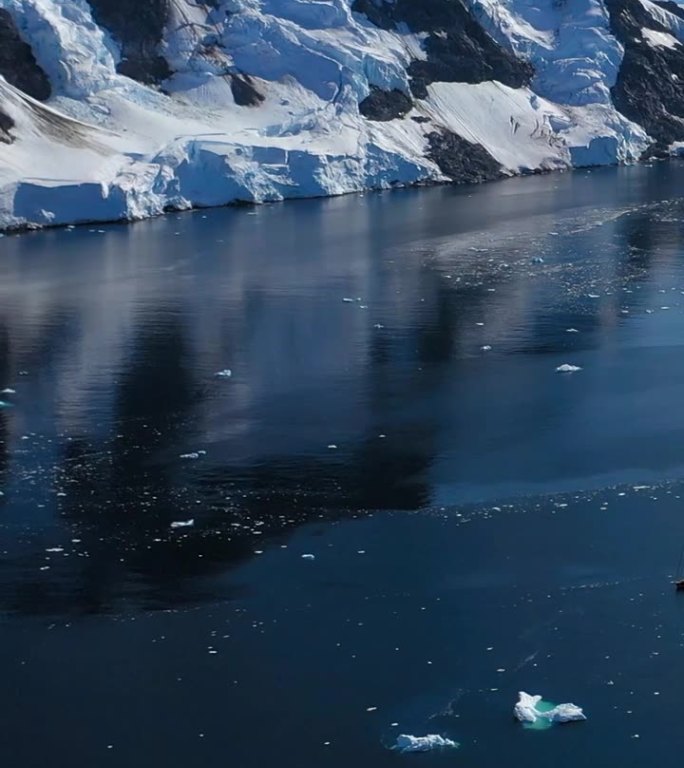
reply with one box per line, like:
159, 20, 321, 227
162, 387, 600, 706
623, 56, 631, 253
342, 298, 355, 303
170, 519, 195, 529
1, 388, 15, 394
566, 328, 579, 333
0, 401, 11, 408
45, 547, 64, 553
301, 553, 315, 560
514, 692, 586, 728
531, 256, 545, 264
556, 364, 582, 373
180, 452, 201, 459
481, 345, 492, 351
393, 734, 458, 753
215, 369, 232, 378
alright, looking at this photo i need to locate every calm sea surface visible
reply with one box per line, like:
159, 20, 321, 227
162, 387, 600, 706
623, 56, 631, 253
3, 164, 684, 766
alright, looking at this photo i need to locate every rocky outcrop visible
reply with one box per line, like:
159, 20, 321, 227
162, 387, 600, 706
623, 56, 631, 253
606, 0, 684, 150
427, 130, 503, 182
359, 87, 414, 121
0, 107, 14, 144
353, 0, 534, 98
230, 72, 264, 107
86, 0, 172, 85
0, 9, 51, 101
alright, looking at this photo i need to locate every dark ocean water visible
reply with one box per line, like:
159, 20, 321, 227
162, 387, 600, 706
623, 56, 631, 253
3, 163, 684, 766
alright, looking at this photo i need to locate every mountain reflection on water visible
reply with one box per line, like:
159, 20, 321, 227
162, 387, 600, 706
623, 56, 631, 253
1, 162, 684, 616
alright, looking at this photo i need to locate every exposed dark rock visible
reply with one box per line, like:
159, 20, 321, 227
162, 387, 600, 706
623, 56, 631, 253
0, 10, 51, 101
427, 129, 503, 183
606, 0, 684, 150
352, 0, 533, 98
411, 116, 432, 123
230, 72, 264, 107
0, 107, 15, 144
86, 0, 172, 85
359, 86, 413, 121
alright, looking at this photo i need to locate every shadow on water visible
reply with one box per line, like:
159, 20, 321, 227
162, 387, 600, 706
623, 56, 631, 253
1, 163, 684, 615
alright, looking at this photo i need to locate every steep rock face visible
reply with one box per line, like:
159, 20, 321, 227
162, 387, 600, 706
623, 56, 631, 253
353, 0, 534, 98
359, 86, 414, 120
606, 0, 684, 149
0, 8, 50, 100
85, 0, 172, 85
427, 129, 503, 181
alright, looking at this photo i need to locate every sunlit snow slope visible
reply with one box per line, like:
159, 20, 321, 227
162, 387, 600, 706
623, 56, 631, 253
0, 0, 682, 229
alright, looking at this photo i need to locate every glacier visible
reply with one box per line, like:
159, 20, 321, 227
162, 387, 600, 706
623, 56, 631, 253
0, 0, 683, 230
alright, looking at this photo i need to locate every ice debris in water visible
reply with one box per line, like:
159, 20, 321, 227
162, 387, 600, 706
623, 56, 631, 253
301, 553, 316, 560
180, 450, 207, 459
481, 345, 492, 351
1, 388, 15, 394
531, 256, 545, 264
170, 519, 195, 529
215, 369, 232, 378
392, 735, 458, 753
556, 364, 582, 373
514, 692, 586, 729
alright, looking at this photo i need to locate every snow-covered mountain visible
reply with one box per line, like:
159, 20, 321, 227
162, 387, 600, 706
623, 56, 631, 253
1, 0, 684, 230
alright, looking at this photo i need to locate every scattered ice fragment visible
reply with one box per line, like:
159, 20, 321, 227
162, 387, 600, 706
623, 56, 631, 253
392, 735, 458, 753
342, 298, 354, 303
514, 692, 586, 728
301, 554, 315, 560
0, 401, 11, 408
481, 345, 492, 351
1, 388, 15, 394
180, 452, 201, 460
45, 547, 64, 553
566, 328, 579, 333
366, 707, 378, 712
215, 369, 232, 378
327, 444, 338, 449
588, 294, 600, 299
556, 364, 582, 373
170, 519, 195, 529
531, 256, 544, 264
373, 324, 385, 329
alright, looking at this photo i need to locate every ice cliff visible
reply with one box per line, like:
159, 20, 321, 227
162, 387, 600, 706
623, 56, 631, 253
1, 0, 684, 229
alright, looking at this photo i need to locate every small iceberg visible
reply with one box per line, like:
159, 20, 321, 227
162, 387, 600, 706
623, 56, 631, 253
393, 734, 458, 753
514, 692, 586, 729
215, 369, 232, 378
556, 363, 582, 373
170, 519, 195, 529
1, 388, 15, 394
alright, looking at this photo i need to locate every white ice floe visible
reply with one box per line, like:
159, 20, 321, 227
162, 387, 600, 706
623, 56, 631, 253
392, 734, 458, 753
556, 363, 582, 373
514, 691, 586, 727
170, 519, 195, 529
